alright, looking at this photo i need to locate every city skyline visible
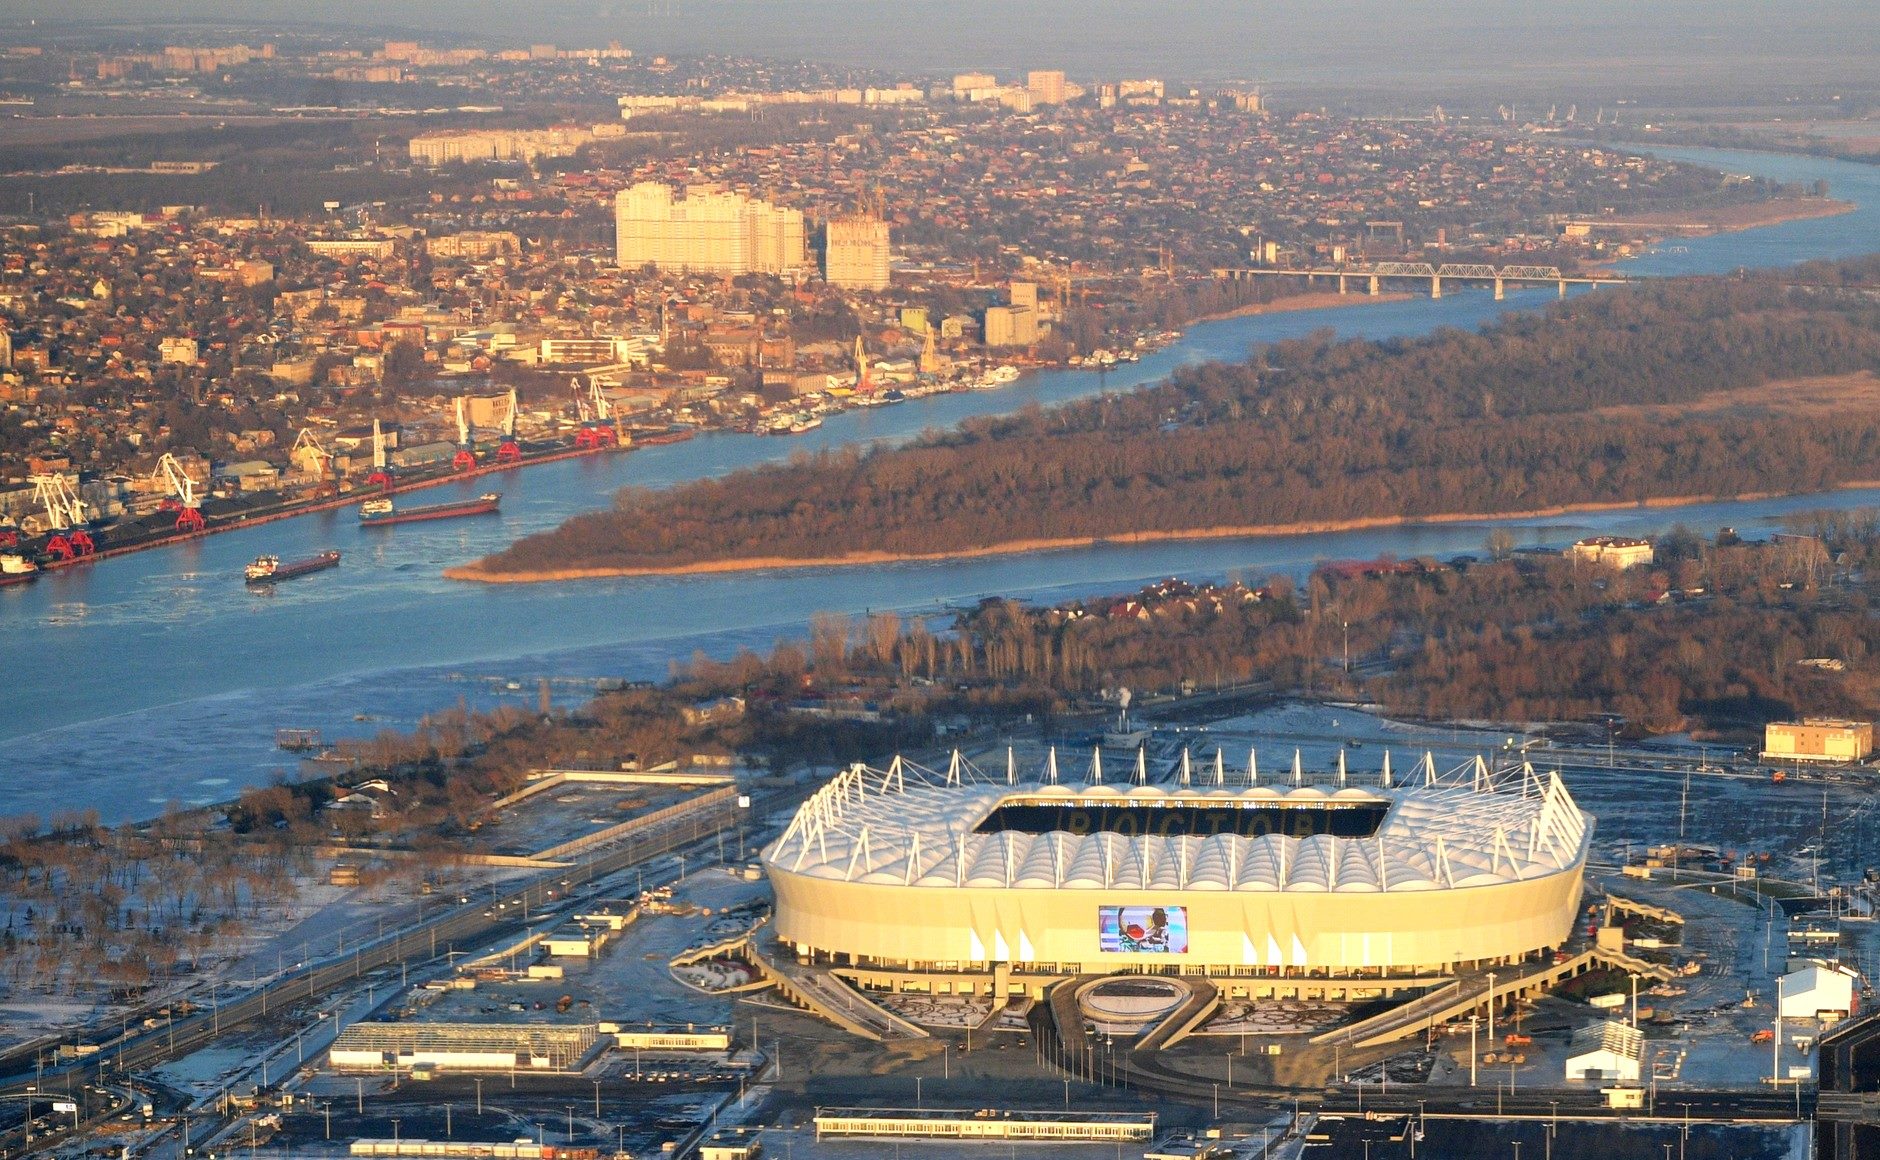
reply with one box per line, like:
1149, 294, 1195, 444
3, 0, 1877, 88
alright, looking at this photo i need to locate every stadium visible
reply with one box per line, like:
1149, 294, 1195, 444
762, 750, 1593, 994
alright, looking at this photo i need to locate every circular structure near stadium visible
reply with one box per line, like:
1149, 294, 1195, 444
763, 750, 1593, 985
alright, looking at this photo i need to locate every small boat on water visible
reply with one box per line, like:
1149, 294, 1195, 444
360, 492, 500, 527
245, 550, 341, 586
0, 553, 38, 587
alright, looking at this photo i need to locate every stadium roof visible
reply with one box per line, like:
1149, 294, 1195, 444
764, 751, 1591, 894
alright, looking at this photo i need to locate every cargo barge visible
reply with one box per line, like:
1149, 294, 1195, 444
360, 492, 501, 527
245, 550, 342, 586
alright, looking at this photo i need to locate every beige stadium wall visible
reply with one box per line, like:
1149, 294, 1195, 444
769, 865, 1586, 972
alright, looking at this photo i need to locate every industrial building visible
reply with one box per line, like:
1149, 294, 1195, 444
812, 1108, 1155, 1143
762, 752, 1592, 991
823, 213, 892, 290
328, 1021, 604, 1074
1764, 719, 1874, 764
614, 182, 806, 276
984, 304, 1037, 348
1564, 1020, 1644, 1083
1781, 962, 1859, 1020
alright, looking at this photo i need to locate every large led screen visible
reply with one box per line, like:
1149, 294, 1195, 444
1098, 905, 1189, 954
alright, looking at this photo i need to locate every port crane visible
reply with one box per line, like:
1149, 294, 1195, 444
152, 452, 206, 532
30, 473, 94, 560
452, 396, 479, 472
291, 429, 339, 498
494, 387, 522, 465
364, 418, 394, 491
573, 378, 618, 449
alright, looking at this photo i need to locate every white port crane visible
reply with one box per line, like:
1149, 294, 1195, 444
153, 452, 206, 531
365, 417, 394, 490
29, 473, 85, 530
495, 387, 522, 464
290, 429, 336, 496
452, 396, 478, 471
30, 473, 96, 558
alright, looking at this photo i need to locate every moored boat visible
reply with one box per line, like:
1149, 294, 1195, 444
0, 553, 38, 587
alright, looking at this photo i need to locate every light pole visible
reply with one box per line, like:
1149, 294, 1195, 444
322, 1101, 332, 1139
593, 1080, 602, 1117
1486, 971, 1497, 1045
1469, 1016, 1480, 1087
475, 1077, 484, 1115
445, 1104, 452, 1138
392, 1119, 402, 1149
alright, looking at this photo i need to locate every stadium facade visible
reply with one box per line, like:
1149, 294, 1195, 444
763, 751, 1593, 990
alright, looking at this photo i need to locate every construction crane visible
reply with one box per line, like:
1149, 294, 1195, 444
364, 418, 394, 491
494, 387, 522, 465
853, 334, 871, 394
290, 429, 338, 498
152, 452, 205, 532
31, 474, 94, 560
452, 396, 479, 472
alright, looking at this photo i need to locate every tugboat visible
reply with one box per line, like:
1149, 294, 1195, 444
244, 550, 342, 586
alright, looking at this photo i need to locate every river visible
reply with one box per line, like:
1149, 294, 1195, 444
2, 146, 1875, 824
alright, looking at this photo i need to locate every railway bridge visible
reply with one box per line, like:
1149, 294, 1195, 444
1212, 261, 1636, 300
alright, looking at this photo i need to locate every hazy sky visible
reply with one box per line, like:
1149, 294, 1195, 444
11, 0, 1880, 90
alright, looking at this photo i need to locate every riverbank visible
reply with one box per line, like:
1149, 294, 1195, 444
1586, 196, 1854, 235
1189, 287, 1418, 324
445, 482, 1880, 584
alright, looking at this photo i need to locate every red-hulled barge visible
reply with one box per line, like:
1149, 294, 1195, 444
359, 492, 501, 527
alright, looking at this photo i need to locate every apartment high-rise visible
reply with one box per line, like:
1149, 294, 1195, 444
614, 182, 807, 276
1027, 69, 1067, 105
823, 213, 891, 291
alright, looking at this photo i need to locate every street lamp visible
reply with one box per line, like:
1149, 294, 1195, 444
1469, 1016, 1480, 1087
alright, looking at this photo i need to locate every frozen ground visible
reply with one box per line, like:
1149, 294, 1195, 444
549, 865, 771, 1030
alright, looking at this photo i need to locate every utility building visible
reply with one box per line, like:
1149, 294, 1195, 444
1781, 962, 1859, 1020
1564, 1021, 1644, 1083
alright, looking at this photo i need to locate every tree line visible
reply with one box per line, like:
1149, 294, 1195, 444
476, 258, 1880, 574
